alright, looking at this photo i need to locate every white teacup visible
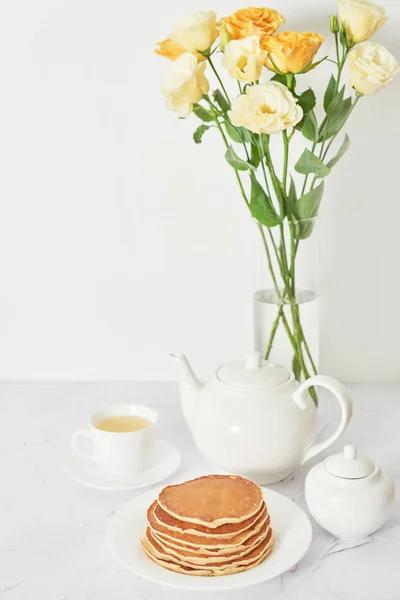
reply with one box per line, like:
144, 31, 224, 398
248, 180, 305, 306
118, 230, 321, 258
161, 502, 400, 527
71, 404, 157, 474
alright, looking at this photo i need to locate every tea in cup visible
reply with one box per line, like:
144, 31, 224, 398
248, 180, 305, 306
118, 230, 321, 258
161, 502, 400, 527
71, 404, 157, 474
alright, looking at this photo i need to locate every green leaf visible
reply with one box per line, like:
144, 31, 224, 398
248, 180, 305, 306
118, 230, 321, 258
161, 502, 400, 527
193, 124, 210, 144
240, 127, 253, 143
213, 89, 230, 113
297, 181, 324, 219
324, 75, 336, 113
225, 122, 242, 143
250, 177, 282, 227
320, 97, 352, 141
299, 110, 319, 142
287, 176, 297, 215
297, 88, 316, 115
225, 146, 255, 171
224, 122, 252, 144
319, 87, 353, 142
295, 148, 331, 179
327, 134, 351, 168
325, 84, 345, 118
250, 143, 261, 168
295, 181, 324, 239
193, 104, 214, 122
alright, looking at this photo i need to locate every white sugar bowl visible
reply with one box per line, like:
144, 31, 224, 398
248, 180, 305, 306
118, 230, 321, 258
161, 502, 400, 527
305, 445, 395, 539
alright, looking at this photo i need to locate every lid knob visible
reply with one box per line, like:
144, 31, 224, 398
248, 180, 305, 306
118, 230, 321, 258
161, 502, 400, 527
245, 351, 261, 370
343, 445, 357, 460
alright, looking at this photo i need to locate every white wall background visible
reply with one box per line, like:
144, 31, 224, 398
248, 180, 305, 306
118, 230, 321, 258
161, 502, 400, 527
0, 0, 399, 382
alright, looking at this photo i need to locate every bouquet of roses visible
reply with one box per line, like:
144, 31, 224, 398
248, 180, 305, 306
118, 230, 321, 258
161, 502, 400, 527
155, 1, 398, 403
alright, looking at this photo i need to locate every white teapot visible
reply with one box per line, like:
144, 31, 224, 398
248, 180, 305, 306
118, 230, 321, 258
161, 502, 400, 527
305, 445, 395, 539
171, 352, 353, 484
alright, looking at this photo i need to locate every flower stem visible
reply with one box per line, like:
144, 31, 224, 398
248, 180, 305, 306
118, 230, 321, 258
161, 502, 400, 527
206, 56, 231, 106
205, 96, 249, 205
206, 97, 287, 315
264, 305, 283, 360
263, 130, 318, 397
206, 94, 317, 397
258, 225, 281, 299
282, 130, 289, 188
334, 31, 340, 66
258, 144, 273, 201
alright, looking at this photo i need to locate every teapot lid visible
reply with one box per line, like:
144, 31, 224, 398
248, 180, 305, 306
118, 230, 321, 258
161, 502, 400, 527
325, 445, 375, 479
217, 352, 290, 389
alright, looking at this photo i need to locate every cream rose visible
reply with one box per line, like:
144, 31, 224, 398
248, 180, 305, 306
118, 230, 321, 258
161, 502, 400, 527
162, 53, 210, 118
228, 82, 303, 135
170, 10, 218, 54
348, 42, 399, 94
337, 0, 388, 44
222, 36, 265, 82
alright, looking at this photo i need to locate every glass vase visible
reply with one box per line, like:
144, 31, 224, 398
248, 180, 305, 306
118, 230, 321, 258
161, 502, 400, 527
253, 217, 319, 390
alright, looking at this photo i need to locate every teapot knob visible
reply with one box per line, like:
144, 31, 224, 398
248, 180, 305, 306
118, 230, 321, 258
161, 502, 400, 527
343, 445, 357, 460
245, 351, 261, 370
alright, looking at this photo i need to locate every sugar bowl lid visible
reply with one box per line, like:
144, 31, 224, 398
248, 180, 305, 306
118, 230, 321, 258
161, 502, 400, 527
325, 445, 375, 479
217, 351, 290, 389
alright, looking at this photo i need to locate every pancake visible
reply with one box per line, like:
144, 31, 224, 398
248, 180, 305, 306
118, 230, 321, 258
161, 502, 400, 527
141, 528, 274, 574
141, 548, 215, 576
151, 515, 271, 556
148, 520, 271, 564
142, 526, 273, 567
152, 499, 266, 538
149, 503, 268, 549
158, 475, 263, 527
142, 543, 274, 576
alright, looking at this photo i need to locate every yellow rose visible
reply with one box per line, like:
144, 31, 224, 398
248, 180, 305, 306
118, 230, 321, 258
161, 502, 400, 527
348, 42, 399, 95
261, 32, 323, 74
337, 0, 388, 44
170, 10, 218, 54
155, 38, 205, 62
228, 82, 303, 135
219, 7, 285, 41
162, 53, 210, 118
222, 36, 265, 82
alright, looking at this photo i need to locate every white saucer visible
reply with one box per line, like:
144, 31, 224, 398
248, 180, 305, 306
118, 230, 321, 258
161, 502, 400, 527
107, 487, 312, 591
66, 439, 181, 490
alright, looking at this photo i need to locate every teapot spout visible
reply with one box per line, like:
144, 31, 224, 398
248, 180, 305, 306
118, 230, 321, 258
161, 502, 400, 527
170, 354, 202, 426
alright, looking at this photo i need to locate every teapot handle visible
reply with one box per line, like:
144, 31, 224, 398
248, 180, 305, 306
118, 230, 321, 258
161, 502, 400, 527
293, 375, 353, 465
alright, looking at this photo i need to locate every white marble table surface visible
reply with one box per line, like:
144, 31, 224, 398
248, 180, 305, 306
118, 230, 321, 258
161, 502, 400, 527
1, 382, 399, 600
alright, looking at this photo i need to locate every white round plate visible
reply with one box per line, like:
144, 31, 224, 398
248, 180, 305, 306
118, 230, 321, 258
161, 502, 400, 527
107, 487, 312, 591
66, 439, 181, 491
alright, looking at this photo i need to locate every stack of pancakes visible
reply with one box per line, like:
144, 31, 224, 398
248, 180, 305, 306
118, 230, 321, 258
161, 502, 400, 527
141, 474, 274, 576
